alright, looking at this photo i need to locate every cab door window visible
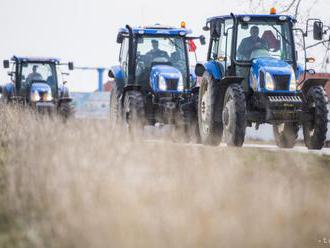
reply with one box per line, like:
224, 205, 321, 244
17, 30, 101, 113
120, 38, 129, 84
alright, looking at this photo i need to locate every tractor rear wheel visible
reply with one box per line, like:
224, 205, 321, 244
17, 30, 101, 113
222, 84, 246, 147
273, 123, 299, 148
198, 72, 223, 146
124, 90, 145, 137
303, 86, 328, 150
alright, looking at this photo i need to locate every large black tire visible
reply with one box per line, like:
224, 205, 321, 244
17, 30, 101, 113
198, 72, 223, 146
59, 102, 75, 120
273, 123, 299, 148
303, 86, 328, 150
123, 90, 145, 137
110, 83, 120, 129
222, 84, 246, 147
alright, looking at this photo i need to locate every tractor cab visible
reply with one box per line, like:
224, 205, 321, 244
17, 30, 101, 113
2, 56, 75, 118
3, 56, 74, 103
112, 24, 205, 93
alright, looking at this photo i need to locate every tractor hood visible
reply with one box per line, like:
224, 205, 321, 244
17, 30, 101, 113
252, 57, 292, 76
150, 65, 183, 92
31, 82, 51, 93
150, 65, 182, 80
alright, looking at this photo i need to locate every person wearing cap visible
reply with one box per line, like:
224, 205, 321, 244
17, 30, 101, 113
146, 39, 169, 61
238, 26, 268, 60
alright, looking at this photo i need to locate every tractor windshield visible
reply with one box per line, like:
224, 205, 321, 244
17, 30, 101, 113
236, 20, 294, 62
20, 62, 57, 93
135, 36, 188, 87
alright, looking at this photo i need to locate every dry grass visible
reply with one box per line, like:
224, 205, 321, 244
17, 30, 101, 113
0, 106, 329, 248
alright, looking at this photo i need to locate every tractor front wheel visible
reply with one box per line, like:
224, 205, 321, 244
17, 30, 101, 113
110, 82, 120, 129
124, 90, 145, 137
303, 86, 328, 150
222, 84, 246, 147
59, 102, 74, 120
273, 123, 299, 148
198, 72, 223, 146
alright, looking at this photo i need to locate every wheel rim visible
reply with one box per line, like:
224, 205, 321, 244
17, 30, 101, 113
223, 97, 234, 133
200, 85, 210, 135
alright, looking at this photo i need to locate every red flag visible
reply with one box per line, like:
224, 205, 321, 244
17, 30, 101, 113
188, 40, 197, 52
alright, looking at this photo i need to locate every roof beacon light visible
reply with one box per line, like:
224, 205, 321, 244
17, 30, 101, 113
270, 7, 277, 15
181, 21, 186, 28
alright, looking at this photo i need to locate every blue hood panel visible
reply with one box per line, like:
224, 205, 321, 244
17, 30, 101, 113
150, 65, 182, 80
252, 57, 292, 75
31, 83, 51, 93
150, 65, 183, 93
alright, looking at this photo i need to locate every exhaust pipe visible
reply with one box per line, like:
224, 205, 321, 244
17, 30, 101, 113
126, 25, 136, 85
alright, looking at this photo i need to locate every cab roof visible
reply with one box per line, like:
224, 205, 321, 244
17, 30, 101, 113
11, 56, 60, 63
207, 14, 295, 23
119, 24, 192, 36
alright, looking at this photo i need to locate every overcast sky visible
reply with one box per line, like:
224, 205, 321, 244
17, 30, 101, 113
0, 0, 329, 92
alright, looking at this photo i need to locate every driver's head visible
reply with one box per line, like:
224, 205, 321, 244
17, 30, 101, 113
151, 40, 159, 50
250, 26, 259, 38
32, 65, 38, 73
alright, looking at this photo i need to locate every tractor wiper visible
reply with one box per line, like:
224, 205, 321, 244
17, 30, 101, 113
168, 38, 183, 51
271, 24, 292, 47
263, 20, 292, 47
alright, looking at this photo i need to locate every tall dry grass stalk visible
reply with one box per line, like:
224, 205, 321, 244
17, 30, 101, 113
0, 106, 329, 248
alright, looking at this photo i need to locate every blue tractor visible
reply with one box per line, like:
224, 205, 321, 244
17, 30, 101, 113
109, 24, 205, 140
196, 11, 329, 149
1, 56, 75, 118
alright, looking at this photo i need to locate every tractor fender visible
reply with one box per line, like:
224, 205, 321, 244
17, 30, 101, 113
195, 61, 224, 81
2, 83, 16, 99
108, 66, 125, 86
301, 78, 329, 94
59, 85, 70, 98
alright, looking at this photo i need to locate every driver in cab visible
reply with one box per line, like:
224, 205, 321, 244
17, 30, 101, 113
238, 26, 268, 60
26, 65, 43, 82
145, 40, 169, 62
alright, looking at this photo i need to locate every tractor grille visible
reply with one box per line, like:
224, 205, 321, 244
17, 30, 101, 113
273, 75, 290, 90
166, 79, 178, 90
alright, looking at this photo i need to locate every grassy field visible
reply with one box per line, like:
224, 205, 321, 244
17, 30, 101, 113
0, 107, 329, 248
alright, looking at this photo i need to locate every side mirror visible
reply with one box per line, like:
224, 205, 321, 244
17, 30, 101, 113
7, 72, 13, 77
68, 62, 74, 70
195, 64, 205, 77
200, 35, 206, 45
117, 33, 124, 44
203, 25, 210, 31
108, 70, 114, 78
3, 60, 10, 69
313, 21, 323, 40
63, 81, 68, 85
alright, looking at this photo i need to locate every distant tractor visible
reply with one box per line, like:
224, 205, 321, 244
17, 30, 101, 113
109, 24, 205, 140
196, 10, 329, 149
1, 56, 75, 118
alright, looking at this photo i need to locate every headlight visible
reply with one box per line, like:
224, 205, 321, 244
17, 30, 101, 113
290, 68, 297, 91
158, 76, 167, 91
177, 75, 184, 91
265, 72, 275, 91
31, 91, 40, 102
42, 91, 53, 101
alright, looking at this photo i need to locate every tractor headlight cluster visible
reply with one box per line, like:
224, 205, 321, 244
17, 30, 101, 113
265, 72, 275, 91
158, 76, 167, 91
177, 75, 184, 91
30, 90, 53, 102
290, 68, 297, 91
31, 91, 40, 102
